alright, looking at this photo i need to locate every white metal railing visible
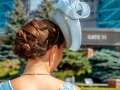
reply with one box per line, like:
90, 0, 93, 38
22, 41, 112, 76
75, 83, 108, 87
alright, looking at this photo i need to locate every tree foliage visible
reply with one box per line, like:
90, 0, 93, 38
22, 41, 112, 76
37, 0, 55, 20
0, 0, 27, 61
53, 49, 92, 80
0, 0, 27, 76
89, 50, 120, 83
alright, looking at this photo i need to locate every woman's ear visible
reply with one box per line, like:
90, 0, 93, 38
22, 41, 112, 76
48, 45, 57, 69
49, 45, 57, 62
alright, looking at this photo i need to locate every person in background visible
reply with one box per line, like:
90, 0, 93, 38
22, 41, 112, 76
0, 0, 90, 90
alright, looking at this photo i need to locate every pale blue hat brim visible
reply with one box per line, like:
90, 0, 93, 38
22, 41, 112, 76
52, 0, 90, 51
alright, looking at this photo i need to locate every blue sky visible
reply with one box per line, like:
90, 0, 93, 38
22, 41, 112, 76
30, 0, 41, 11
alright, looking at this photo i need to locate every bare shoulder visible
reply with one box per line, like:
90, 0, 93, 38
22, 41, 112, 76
51, 76, 65, 83
74, 84, 81, 90
10, 77, 21, 90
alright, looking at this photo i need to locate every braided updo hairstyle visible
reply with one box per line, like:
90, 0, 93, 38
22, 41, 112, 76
13, 19, 65, 60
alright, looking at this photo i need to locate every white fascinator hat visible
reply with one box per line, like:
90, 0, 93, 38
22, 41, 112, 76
51, 0, 90, 51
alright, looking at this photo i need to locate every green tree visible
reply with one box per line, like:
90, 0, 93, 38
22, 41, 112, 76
53, 49, 92, 81
0, 0, 27, 61
37, 0, 55, 20
0, 0, 27, 76
89, 50, 120, 83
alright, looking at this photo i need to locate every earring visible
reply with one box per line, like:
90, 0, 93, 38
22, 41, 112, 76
51, 54, 55, 62
51, 59, 55, 62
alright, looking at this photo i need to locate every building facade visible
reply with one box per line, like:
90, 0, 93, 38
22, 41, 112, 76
78, 0, 120, 51
97, 0, 120, 28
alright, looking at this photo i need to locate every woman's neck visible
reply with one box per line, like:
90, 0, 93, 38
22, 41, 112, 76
23, 58, 50, 75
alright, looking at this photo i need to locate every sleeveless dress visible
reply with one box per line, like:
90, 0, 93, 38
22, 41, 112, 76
0, 80, 75, 90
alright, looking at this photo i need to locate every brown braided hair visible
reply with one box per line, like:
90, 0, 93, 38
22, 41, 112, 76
13, 19, 65, 60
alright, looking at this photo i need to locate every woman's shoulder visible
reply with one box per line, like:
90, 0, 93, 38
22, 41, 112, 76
0, 80, 12, 90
